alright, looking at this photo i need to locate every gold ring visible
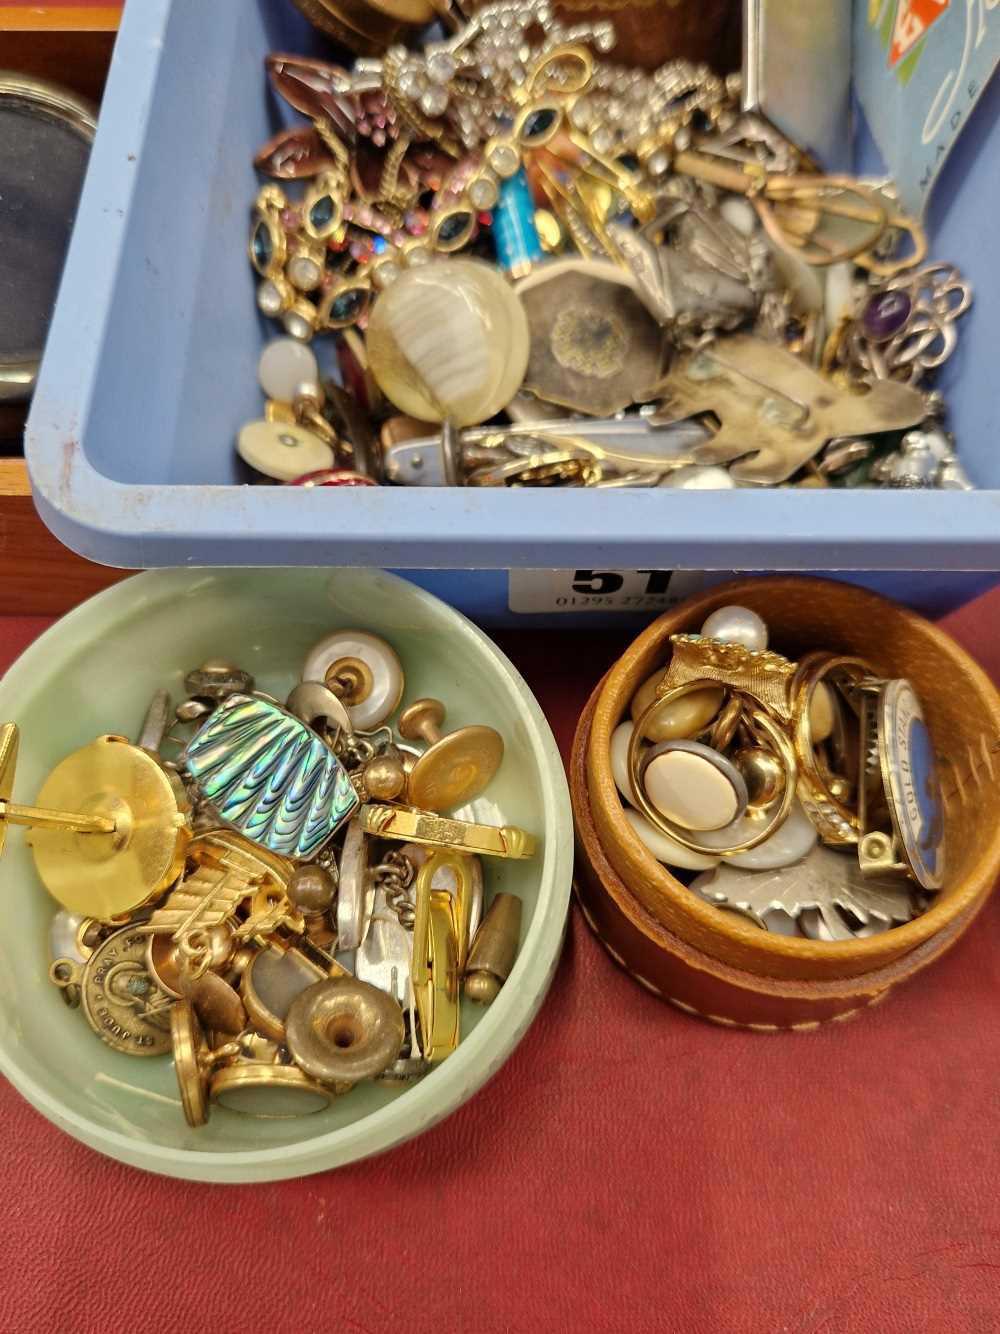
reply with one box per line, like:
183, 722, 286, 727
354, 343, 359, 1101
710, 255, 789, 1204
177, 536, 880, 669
789, 651, 872, 845
627, 689, 798, 856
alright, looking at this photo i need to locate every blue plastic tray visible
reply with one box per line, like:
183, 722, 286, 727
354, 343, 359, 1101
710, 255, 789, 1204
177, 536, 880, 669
24, 0, 1000, 617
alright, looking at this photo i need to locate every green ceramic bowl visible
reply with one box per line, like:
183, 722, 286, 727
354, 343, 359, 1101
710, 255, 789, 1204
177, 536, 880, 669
0, 569, 572, 1182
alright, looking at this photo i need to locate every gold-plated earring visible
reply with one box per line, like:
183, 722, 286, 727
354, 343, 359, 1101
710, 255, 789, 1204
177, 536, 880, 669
250, 184, 290, 279
301, 170, 346, 242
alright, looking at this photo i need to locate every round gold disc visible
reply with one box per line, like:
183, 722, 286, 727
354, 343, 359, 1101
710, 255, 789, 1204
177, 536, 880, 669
81, 926, 174, 1056
407, 726, 504, 812
209, 1062, 333, 1117
31, 736, 190, 920
285, 976, 404, 1085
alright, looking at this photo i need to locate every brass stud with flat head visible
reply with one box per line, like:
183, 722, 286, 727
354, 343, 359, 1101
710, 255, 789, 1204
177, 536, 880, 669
398, 697, 504, 812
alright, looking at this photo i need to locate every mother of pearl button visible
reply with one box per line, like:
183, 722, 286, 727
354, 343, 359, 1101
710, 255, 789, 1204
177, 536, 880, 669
699, 604, 769, 652
366, 258, 530, 427
610, 720, 638, 805
808, 681, 836, 745
698, 798, 817, 870
622, 807, 721, 871
49, 909, 90, 964
258, 337, 320, 402
237, 419, 334, 482
641, 741, 748, 832
630, 672, 724, 742
302, 629, 405, 731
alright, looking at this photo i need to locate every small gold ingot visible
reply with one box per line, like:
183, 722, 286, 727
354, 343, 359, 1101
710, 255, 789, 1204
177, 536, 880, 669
0, 723, 191, 921
398, 697, 504, 812
285, 976, 405, 1085
358, 803, 537, 859
464, 892, 522, 1005
858, 829, 905, 877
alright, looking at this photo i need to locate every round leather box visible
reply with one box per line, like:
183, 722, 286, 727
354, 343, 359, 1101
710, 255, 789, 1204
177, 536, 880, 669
583, 576, 1000, 988
573, 677, 991, 1029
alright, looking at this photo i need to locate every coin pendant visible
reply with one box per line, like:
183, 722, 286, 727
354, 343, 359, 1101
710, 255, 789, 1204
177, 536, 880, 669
81, 927, 174, 1056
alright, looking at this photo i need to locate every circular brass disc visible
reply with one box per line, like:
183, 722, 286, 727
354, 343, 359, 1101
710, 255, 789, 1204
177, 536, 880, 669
407, 727, 504, 812
209, 1062, 333, 1117
31, 736, 190, 920
171, 1001, 209, 1127
286, 976, 404, 1084
81, 927, 174, 1056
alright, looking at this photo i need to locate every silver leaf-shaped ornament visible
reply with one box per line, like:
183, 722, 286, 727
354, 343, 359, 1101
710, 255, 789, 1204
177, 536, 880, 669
694, 843, 916, 939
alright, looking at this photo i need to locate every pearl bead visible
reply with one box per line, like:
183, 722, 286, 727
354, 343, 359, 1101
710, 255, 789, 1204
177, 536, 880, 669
699, 605, 769, 652
659, 465, 734, 490
258, 337, 319, 402
631, 673, 723, 742
610, 721, 637, 805
257, 280, 285, 317
642, 743, 747, 832
282, 309, 314, 341
287, 255, 322, 291
622, 807, 720, 871
700, 799, 817, 870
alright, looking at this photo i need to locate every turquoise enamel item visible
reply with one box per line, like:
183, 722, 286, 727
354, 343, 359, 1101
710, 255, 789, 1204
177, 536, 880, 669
184, 694, 358, 860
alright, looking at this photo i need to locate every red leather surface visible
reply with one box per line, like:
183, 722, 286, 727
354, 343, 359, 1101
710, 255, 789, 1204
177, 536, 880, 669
2, 600, 1000, 1333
